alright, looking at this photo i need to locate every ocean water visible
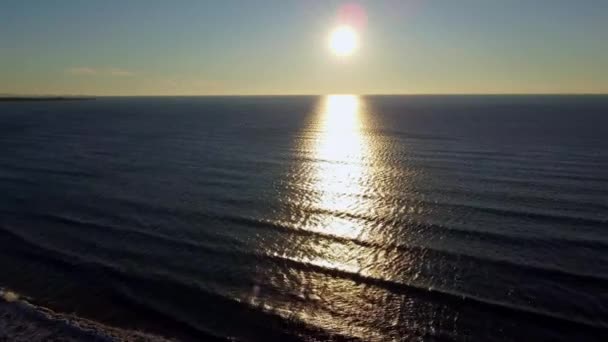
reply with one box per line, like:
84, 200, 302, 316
0, 95, 606, 341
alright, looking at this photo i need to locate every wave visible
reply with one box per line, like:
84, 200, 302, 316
32, 211, 242, 252
277, 180, 608, 234
0, 229, 352, 341
461, 203, 608, 227
0, 162, 99, 179
1, 222, 607, 335
408, 150, 608, 171
4, 207, 607, 289
224, 210, 608, 268
299, 204, 608, 245
0, 288, 175, 342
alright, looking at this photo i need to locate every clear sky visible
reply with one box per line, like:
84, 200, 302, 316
1, 0, 607, 95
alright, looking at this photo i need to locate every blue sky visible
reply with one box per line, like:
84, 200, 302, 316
1, 0, 607, 95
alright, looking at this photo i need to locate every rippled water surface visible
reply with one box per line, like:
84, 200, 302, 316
0, 95, 607, 341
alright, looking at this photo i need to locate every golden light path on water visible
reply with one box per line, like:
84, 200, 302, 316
260, 95, 410, 340
311, 95, 371, 240
279, 94, 384, 279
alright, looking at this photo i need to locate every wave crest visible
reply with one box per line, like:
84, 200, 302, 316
0, 288, 174, 342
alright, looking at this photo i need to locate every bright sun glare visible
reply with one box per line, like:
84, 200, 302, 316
329, 26, 358, 57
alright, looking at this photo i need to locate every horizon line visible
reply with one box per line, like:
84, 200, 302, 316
2, 92, 608, 98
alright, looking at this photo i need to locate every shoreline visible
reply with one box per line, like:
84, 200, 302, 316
0, 289, 174, 342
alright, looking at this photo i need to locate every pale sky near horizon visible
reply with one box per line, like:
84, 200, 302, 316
1, 0, 607, 95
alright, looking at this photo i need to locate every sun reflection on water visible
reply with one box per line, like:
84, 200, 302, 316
310, 95, 371, 240
244, 95, 430, 339
251, 95, 415, 339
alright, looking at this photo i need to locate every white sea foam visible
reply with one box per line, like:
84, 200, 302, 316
0, 288, 175, 342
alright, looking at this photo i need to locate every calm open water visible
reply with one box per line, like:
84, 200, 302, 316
0, 95, 607, 341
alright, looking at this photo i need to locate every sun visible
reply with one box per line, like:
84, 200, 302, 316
329, 25, 358, 57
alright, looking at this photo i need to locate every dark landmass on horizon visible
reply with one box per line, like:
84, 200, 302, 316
0, 97, 95, 102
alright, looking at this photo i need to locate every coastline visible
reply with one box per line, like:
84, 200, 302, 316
0, 97, 95, 102
0, 289, 174, 342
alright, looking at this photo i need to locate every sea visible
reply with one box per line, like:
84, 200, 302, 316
0, 95, 606, 341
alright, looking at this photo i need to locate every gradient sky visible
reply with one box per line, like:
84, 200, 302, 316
1, 0, 607, 95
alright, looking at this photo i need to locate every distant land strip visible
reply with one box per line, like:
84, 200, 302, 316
0, 97, 95, 102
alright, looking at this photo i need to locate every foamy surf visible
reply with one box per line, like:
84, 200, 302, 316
0, 288, 174, 342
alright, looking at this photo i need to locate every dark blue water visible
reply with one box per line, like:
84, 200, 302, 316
0, 95, 607, 341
